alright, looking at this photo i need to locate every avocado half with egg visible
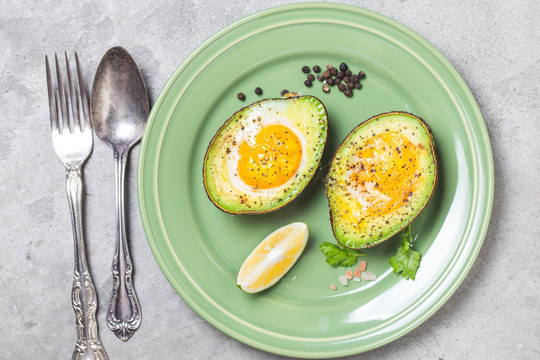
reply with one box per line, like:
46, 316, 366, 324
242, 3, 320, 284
326, 111, 437, 249
203, 95, 328, 214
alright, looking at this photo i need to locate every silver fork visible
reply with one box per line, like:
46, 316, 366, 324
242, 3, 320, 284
46, 53, 109, 360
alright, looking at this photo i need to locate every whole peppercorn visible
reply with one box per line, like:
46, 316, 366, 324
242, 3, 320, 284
337, 71, 344, 79
344, 88, 353, 97
345, 69, 352, 77
326, 64, 333, 70
237, 92, 246, 101
327, 78, 335, 86
304, 79, 313, 87
343, 76, 350, 83
322, 70, 331, 79
313, 65, 321, 73
302, 65, 310, 73
281, 89, 289, 96
356, 82, 363, 89
330, 67, 338, 76
339, 62, 348, 71
322, 84, 330, 93
338, 83, 346, 92
351, 74, 359, 83
358, 71, 366, 79
307, 74, 315, 81
254, 87, 263, 95
317, 74, 324, 82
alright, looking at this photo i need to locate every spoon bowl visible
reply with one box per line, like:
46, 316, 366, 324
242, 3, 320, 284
91, 46, 149, 341
92, 46, 149, 150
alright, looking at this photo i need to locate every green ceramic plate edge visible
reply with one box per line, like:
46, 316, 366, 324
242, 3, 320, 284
138, 2, 494, 358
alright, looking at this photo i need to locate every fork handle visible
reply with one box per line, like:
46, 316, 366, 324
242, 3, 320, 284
66, 167, 109, 360
107, 149, 142, 341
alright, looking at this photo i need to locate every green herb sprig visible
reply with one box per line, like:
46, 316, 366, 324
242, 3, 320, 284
389, 226, 421, 280
320, 242, 366, 268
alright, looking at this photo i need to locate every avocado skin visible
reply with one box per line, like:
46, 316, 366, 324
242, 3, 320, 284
203, 95, 328, 215
325, 111, 438, 249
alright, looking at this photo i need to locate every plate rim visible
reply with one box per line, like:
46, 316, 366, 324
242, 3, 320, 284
138, 2, 494, 358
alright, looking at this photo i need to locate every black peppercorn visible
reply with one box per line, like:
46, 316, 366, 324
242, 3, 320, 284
358, 71, 366, 79
317, 74, 324, 82
302, 65, 310, 73
344, 89, 353, 97
281, 89, 289, 96
254, 87, 263, 95
304, 79, 313, 87
237, 92, 246, 101
322, 70, 331, 79
327, 78, 335, 86
356, 82, 362, 89
345, 69, 352, 77
326, 64, 333, 70
330, 67, 338, 76
307, 74, 315, 81
338, 83, 346, 92
313, 65, 321, 73
339, 62, 348, 71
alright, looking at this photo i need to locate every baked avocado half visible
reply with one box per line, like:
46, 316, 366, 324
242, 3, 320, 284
203, 95, 328, 214
326, 111, 437, 249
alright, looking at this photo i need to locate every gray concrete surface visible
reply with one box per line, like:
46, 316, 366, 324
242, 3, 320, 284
1, 0, 538, 359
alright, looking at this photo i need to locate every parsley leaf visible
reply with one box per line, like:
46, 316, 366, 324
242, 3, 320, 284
320, 242, 366, 267
389, 226, 421, 280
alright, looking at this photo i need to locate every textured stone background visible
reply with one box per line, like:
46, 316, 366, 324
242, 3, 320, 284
0, 0, 538, 359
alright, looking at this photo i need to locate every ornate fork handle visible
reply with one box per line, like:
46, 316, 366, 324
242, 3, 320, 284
107, 149, 142, 341
66, 166, 108, 360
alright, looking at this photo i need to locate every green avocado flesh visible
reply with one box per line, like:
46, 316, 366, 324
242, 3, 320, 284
326, 112, 437, 249
203, 95, 328, 214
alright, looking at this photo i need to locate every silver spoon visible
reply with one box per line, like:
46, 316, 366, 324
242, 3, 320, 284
91, 46, 149, 341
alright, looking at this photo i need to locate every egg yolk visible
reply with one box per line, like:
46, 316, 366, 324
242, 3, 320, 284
348, 131, 420, 216
238, 124, 302, 190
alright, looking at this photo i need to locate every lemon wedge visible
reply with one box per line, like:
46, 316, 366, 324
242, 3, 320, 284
236, 222, 309, 293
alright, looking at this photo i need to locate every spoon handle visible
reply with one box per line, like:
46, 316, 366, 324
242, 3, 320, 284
107, 149, 142, 341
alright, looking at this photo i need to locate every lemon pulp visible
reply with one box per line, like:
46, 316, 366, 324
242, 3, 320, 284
236, 222, 309, 293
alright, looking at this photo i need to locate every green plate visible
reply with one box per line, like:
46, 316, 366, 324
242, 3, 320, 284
138, 3, 493, 358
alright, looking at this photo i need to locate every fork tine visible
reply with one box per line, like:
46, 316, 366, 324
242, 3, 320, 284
65, 52, 81, 132
55, 53, 69, 133
75, 52, 91, 132
45, 55, 59, 133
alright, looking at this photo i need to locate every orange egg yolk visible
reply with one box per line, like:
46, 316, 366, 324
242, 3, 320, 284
348, 131, 420, 216
237, 124, 302, 190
